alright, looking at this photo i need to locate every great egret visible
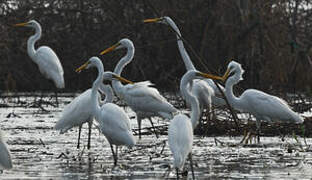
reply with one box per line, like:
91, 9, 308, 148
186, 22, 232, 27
54, 84, 113, 150
14, 20, 64, 105
218, 61, 304, 142
169, 70, 221, 179
0, 130, 13, 170
76, 57, 136, 166
100, 38, 177, 139
144, 17, 226, 111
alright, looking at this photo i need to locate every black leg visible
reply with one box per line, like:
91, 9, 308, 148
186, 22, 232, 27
137, 116, 142, 139
55, 90, 59, 107
188, 153, 195, 179
176, 168, 179, 179
87, 121, 92, 150
110, 144, 117, 166
77, 125, 82, 149
149, 118, 159, 139
256, 119, 261, 144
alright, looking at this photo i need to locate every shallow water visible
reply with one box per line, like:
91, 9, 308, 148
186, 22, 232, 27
1, 94, 312, 179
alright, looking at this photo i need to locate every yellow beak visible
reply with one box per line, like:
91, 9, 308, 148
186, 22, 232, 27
13, 22, 28, 27
197, 72, 224, 81
75, 61, 89, 73
222, 69, 231, 82
100, 42, 120, 55
112, 74, 134, 84
143, 18, 161, 23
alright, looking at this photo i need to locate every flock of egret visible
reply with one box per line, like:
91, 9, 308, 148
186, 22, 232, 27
0, 16, 304, 179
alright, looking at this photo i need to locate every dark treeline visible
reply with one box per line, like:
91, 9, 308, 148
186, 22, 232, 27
1, 0, 312, 94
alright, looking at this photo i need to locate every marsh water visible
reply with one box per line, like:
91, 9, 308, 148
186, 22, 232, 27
1, 93, 312, 179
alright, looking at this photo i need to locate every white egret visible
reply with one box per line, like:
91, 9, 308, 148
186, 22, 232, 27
76, 57, 136, 166
144, 17, 226, 112
168, 70, 221, 179
54, 83, 113, 150
14, 20, 64, 105
100, 38, 177, 139
0, 130, 13, 170
219, 61, 304, 142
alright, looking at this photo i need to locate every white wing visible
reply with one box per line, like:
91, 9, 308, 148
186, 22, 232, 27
0, 136, 12, 170
97, 103, 135, 147
168, 114, 193, 170
55, 89, 94, 133
204, 79, 227, 107
121, 82, 177, 114
189, 79, 214, 109
240, 89, 303, 123
34, 46, 64, 88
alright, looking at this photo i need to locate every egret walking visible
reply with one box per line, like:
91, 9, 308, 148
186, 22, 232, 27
100, 38, 177, 139
76, 57, 136, 165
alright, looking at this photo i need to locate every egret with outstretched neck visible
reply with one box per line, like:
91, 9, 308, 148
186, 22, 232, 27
144, 17, 226, 115
100, 38, 177, 139
76, 57, 136, 165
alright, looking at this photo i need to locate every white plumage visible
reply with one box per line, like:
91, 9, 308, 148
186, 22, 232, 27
168, 70, 216, 178
168, 114, 193, 170
222, 61, 304, 141
76, 57, 135, 165
54, 89, 94, 149
0, 130, 12, 170
14, 20, 64, 89
100, 38, 177, 139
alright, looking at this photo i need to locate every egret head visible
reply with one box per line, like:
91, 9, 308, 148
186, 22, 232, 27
222, 61, 244, 82
100, 38, 134, 55
14, 20, 40, 28
75, 57, 102, 73
143, 16, 173, 25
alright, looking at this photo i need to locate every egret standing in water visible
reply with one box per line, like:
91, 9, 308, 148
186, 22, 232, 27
54, 84, 113, 150
144, 17, 226, 117
76, 57, 136, 166
169, 70, 222, 179
14, 20, 64, 106
100, 38, 177, 139
215, 61, 304, 142
0, 130, 13, 170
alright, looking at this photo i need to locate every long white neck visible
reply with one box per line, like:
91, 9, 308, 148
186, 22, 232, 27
102, 84, 114, 104
27, 22, 42, 62
91, 61, 104, 117
181, 72, 200, 129
224, 73, 242, 110
167, 18, 196, 71
112, 43, 134, 97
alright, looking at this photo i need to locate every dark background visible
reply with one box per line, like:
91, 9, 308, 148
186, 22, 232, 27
1, 0, 312, 94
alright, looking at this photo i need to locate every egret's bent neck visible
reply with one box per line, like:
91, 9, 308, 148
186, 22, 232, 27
181, 73, 200, 129
27, 23, 42, 61
225, 76, 241, 110
112, 43, 134, 97
114, 44, 135, 75
167, 18, 195, 71
91, 62, 104, 116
